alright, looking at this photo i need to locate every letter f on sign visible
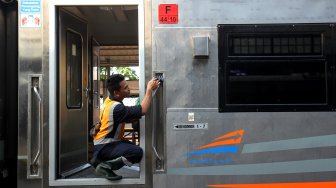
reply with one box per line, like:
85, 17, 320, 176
165, 6, 171, 14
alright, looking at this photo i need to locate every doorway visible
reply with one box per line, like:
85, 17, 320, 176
50, 1, 145, 186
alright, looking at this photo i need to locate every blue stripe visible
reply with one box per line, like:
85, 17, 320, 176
167, 158, 336, 175
242, 134, 336, 153
184, 146, 239, 156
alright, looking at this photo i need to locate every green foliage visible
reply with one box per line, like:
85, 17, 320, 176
100, 66, 139, 80
113, 67, 139, 80
99, 67, 108, 80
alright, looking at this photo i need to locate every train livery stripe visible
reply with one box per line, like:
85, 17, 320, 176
198, 130, 244, 149
207, 182, 336, 188
242, 134, 336, 153
198, 137, 243, 149
184, 146, 239, 156
167, 158, 336, 175
213, 129, 244, 141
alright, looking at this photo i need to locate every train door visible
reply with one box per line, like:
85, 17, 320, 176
58, 9, 88, 178
91, 38, 100, 139
88, 37, 100, 163
0, 1, 18, 187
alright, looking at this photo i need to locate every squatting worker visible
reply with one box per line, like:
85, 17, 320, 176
90, 74, 160, 180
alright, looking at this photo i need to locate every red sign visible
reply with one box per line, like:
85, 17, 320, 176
158, 4, 178, 24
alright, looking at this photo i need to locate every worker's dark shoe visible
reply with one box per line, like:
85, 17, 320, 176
96, 163, 122, 181
106, 157, 125, 171
89, 157, 104, 168
89, 157, 98, 168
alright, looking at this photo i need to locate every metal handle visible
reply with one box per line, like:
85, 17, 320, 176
152, 78, 162, 161
152, 72, 165, 171
32, 87, 42, 167
84, 88, 90, 97
151, 84, 159, 100
27, 75, 42, 179
152, 115, 162, 161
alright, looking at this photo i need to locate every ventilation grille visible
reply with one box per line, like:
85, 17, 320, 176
229, 34, 323, 56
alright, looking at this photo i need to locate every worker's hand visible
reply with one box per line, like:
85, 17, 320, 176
147, 78, 160, 93
141, 78, 161, 115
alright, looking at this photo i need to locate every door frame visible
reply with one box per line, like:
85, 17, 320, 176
49, 0, 145, 186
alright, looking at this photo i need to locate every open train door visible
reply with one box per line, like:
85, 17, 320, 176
57, 8, 89, 178
91, 37, 100, 140
1, 1, 18, 187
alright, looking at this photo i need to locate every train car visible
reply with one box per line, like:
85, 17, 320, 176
1, 0, 336, 187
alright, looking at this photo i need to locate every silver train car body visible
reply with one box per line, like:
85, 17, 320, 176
0, 0, 336, 187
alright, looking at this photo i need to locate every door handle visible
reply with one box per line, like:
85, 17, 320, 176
27, 75, 42, 179
152, 72, 165, 172
31, 87, 41, 174
152, 90, 163, 168
83, 88, 90, 97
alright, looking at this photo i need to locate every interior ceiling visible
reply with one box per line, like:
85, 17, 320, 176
99, 45, 139, 66
64, 6, 138, 46
63, 6, 139, 66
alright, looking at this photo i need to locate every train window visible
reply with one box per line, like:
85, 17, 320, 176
66, 30, 82, 108
218, 24, 336, 112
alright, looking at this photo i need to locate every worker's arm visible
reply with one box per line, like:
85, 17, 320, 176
141, 79, 160, 115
